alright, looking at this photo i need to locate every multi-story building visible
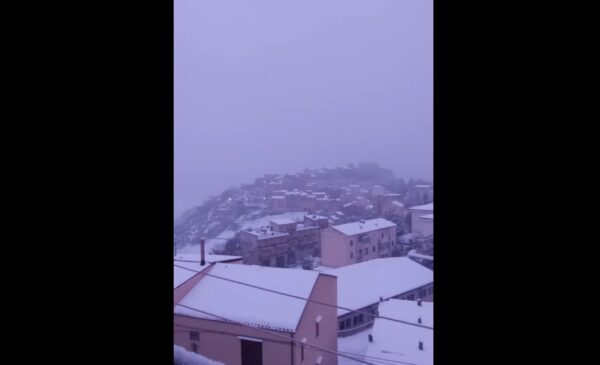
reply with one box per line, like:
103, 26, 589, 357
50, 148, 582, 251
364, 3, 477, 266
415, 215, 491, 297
320, 257, 433, 336
174, 264, 338, 365
409, 203, 434, 237
239, 215, 329, 268
320, 218, 397, 268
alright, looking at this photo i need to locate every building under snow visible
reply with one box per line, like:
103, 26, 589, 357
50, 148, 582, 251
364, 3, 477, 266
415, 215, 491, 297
320, 218, 397, 268
364, 299, 433, 365
174, 263, 338, 365
409, 203, 434, 237
321, 257, 433, 336
239, 215, 329, 268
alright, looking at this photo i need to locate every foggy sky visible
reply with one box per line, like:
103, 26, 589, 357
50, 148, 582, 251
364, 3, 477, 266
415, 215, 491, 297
175, 0, 433, 219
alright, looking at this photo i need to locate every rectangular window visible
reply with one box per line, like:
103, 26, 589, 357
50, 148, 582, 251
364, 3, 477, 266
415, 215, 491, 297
192, 343, 198, 353
407, 294, 415, 300
373, 246, 376, 252
350, 240, 353, 246
190, 331, 199, 341
345, 318, 351, 328
339, 321, 345, 330
353, 316, 358, 325
359, 249, 362, 255
301, 344, 304, 361
350, 252, 354, 259
359, 314, 364, 323
316, 323, 319, 337
420, 289, 427, 298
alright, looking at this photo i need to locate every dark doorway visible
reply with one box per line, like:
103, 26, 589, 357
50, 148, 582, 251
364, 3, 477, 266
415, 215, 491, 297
276, 255, 285, 267
241, 339, 263, 365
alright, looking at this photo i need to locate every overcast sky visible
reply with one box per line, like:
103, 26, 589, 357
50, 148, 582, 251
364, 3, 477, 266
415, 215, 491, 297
175, 0, 432, 219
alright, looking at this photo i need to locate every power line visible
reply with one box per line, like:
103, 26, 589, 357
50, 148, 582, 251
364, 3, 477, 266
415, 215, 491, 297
173, 263, 433, 330
175, 303, 417, 365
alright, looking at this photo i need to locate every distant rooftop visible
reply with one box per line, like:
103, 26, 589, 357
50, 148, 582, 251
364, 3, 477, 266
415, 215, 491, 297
420, 213, 433, 220
415, 184, 433, 189
332, 218, 396, 236
270, 217, 295, 225
410, 203, 434, 211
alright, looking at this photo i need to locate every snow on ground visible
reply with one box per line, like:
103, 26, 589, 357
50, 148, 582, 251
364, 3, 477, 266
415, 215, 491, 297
337, 328, 370, 365
174, 345, 224, 365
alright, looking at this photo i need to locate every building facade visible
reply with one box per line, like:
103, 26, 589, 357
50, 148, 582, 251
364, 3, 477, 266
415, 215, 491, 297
239, 215, 329, 268
174, 264, 338, 365
320, 218, 397, 268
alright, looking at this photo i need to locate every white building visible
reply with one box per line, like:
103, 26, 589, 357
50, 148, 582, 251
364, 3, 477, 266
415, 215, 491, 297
364, 299, 433, 365
409, 203, 434, 237
320, 257, 433, 336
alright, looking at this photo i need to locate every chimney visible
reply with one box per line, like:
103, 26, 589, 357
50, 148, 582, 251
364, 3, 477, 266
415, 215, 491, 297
368, 334, 373, 343
200, 238, 206, 266
418, 298, 422, 306
419, 341, 424, 351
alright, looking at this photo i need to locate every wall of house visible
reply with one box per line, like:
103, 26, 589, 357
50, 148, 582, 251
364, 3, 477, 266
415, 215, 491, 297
410, 209, 433, 235
410, 211, 433, 236
293, 274, 338, 365
413, 216, 433, 237
174, 315, 293, 365
320, 228, 351, 268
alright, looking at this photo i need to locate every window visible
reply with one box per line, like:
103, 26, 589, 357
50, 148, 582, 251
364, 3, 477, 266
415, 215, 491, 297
345, 318, 351, 328
301, 344, 305, 361
339, 321, 345, 330
391, 241, 394, 246
350, 240, 353, 246
350, 252, 354, 259
359, 249, 362, 255
420, 289, 427, 298
353, 316, 358, 325
191, 343, 198, 353
372, 246, 376, 252
407, 294, 415, 300
359, 314, 364, 323
190, 331, 199, 341
316, 323, 319, 337
381, 233, 384, 238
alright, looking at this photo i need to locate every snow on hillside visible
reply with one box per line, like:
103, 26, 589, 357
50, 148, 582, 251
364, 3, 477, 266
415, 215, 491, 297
174, 345, 224, 365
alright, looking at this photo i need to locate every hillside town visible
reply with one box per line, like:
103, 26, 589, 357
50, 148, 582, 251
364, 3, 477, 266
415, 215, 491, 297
174, 164, 434, 365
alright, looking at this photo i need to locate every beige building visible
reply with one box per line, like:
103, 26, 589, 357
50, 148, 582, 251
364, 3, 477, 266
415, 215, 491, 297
174, 264, 338, 365
321, 218, 397, 268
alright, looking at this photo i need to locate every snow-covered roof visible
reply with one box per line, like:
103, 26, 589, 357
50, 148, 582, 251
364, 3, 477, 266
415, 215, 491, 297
331, 218, 396, 236
305, 214, 328, 220
271, 195, 285, 199
270, 217, 295, 225
175, 263, 320, 332
174, 253, 243, 263
420, 213, 434, 220
410, 203, 434, 211
408, 250, 434, 261
174, 263, 211, 289
364, 299, 433, 365
325, 257, 433, 315
415, 184, 432, 189
392, 200, 405, 208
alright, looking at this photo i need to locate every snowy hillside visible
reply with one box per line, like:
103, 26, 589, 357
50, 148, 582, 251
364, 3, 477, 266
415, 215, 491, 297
174, 345, 224, 365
